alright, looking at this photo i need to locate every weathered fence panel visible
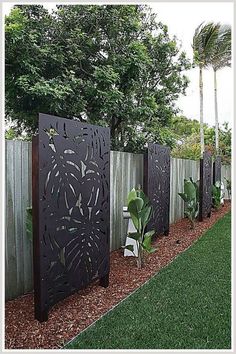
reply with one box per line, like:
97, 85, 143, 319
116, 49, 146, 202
5, 140, 231, 300
110, 151, 143, 250
169, 158, 200, 224
5, 140, 33, 301
221, 164, 231, 199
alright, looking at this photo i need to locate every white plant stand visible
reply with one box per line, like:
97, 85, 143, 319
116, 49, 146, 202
123, 207, 138, 257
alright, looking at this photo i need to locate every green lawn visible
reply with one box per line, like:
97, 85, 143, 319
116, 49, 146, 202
65, 212, 231, 349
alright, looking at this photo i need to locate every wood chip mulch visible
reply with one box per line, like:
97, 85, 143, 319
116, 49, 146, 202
5, 202, 231, 349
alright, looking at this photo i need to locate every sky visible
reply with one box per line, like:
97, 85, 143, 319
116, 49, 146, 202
3, 2, 233, 128
150, 2, 233, 128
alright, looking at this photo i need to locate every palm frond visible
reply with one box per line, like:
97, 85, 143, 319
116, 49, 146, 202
211, 24, 231, 70
193, 22, 221, 68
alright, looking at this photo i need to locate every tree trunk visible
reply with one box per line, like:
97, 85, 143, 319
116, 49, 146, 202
214, 68, 219, 155
190, 219, 195, 229
199, 67, 204, 156
110, 117, 117, 149
111, 116, 122, 150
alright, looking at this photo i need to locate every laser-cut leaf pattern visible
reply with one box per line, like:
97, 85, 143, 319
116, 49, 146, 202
199, 151, 212, 219
146, 143, 170, 235
37, 114, 110, 315
213, 155, 221, 184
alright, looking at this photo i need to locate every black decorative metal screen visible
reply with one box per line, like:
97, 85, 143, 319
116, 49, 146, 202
32, 114, 110, 322
144, 143, 170, 236
213, 155, 221, 184
199, 151, 212, 221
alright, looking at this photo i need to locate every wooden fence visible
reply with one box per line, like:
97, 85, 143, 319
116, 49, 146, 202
5, 141, 33, 301
5, 140, 231, 300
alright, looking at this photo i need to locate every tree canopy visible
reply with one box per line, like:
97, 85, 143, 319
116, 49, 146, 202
192, 22, 221, 70
210, 24, 231, 71
5, 5, 191, 151
171, 119, 231, 164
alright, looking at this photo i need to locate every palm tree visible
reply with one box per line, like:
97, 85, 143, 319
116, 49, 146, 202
192, 22, 221, 156
210, 24, 231, 155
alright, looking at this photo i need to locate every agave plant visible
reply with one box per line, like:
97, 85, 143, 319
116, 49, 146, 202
178, 178, 199, 229
123, 188, 156, 269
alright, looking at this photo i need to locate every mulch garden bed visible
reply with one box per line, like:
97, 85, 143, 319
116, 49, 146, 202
5, 202, 231, 349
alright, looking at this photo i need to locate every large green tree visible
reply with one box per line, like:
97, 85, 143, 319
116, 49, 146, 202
5, 5, 190, 150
